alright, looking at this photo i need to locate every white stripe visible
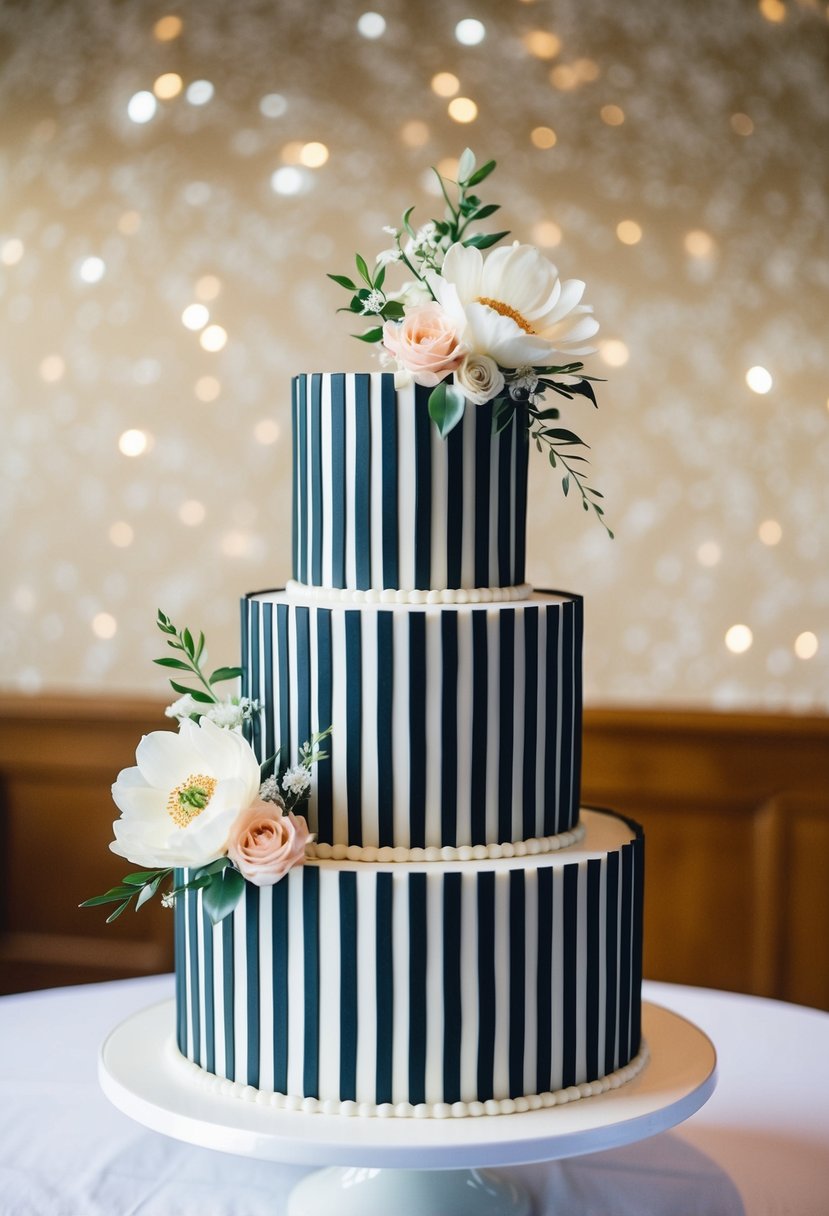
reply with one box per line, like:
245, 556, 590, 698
598, 860, 607, 1077
355, 869, 378, 1104
555, 606, 564, 832
491, 871, 510, 1099
361, 611, 380, 847
424, 872, 444, 1106
233, 890, 248, 1086
485, 608, 500, 841
459, 874, 479, 1103
303, 386, 313, 584
212, 919, 225, 1078
430, 406, 449, 590
344, 374, 358, 588
286, 874, 306, 1097
511, 609, 526, 840
454, 612, 473, 848
460, 405, 476, 587
258, 885, 274, 1091
508, 423, 517, 580
197, 903, 207, 1069
287, 606, 299, 766
317, 873, 340, 1102
396, 384, 416, 590
391, 614, 411, 848
329, 610, 348, 845
424, 610, 442, 842
488, 428, 499, 583
535, 606, 548, 836
575, 861, 588, 1083
390, 874, 410, 1104
369, 373, 385, 589
320, 374, 334, 587
183, 897, 194, 1059
523, 870, 539, 1097
550, 866, 564, 1091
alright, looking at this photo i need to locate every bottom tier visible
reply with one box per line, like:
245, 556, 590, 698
174, 808, 644, 1117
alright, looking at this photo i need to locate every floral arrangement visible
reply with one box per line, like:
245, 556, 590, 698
82, 612, 329, 925
330, 148, 610, 533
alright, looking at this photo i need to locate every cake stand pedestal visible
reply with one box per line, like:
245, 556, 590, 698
100, 1000, 716, 1216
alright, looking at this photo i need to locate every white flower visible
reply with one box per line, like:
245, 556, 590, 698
258, 775, 286, 807
361, 288, 386, 314
165, 694, 200, 722
375, 247, 402, 266
455, 353, 505, 405
161, 891, 176, 909
109, 717, 262, 869
395, 279, 433, 310
203, 696, 259, 731
426, 241, 599, 369
281, 764, 311, 798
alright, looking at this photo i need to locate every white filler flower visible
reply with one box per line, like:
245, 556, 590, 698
109, 717, 261, 868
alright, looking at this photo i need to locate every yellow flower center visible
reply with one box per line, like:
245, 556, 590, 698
476, 296, 536, 334
167, 773, 217, 828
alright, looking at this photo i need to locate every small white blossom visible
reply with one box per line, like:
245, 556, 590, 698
375, 247, 402, 266
281, 764, 311, 798
165, 694, 201, 721
361, 288, 386, 314
258, 775, 286, 807
203, 696, 260, 731
382, 224, 398, 236
161, 891, 176, 909
507, 368, 540, 402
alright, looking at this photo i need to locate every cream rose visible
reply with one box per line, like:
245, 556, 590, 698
382, 302, 466, 388
455, 353, 505, 406
226, 800, 311, 886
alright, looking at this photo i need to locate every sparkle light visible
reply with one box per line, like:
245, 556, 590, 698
179, 499, 206, 526
118, 429, 150, 457
746, 365, 773, 394
127, 91, 157, 124
254, 418, 281, 445
154, 72, 183, 100
794, 631, 819, 660
448, 97, 478, 123
725, 624, 753, 654
186, 80, 214, 106
531, 126, 557, 149
400, 120, 429, 147
616, 219, 642, 245
299, 141, 329, 167
759, 0, 786, 22
195, 274, 221, 301
532, 220, 562, 247
39, 354, 66, 383
431, 72, 460, 97
1, 237, 24, 265
523, 30, 561, 58
685, 229, 715, 258
730, 112, 754, 136
109, 521, 134, 547
696, 541, 722, 567
78, 256, 106, 283
92, 612, 117, 639
599, 339, 629, 367
550, 64, 578, 90
758, 519, 783, 545
357, 12, 386, 38
200, 324, 227, 352
270, 166, 306, 195
195, 375, 221, 402
455, 18, 486, 45
182, 303, 209, 330
260, 93, 287, 118
153, 15, 182, 41
600, 104, 625, 125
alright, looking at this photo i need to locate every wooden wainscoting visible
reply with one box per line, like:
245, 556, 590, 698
1, 695, 827, 1008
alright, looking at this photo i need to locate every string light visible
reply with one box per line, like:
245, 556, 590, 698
794, 632, 818, 660
199, 324, 227, 352
746, 366, 772, 394
599, 339, 629, 367
758, 520, 782, 545
270, 166, 306, 195
78, 256, 105, 283
530, 126, 557, 148
127, 91, 157, 124
431, 72, 460, 97
260, 93, 288, 118
39, 355, 65, 382
532, 220, 562, 247
523, 30, 561, 58
118, 429, 150, 457
91, 613, 117, 640
195, 275, 221, 301
616, 220, 642, 245
153, 15, 182, 41
186, 80, 214, 106
1, 237, 24, 265
357, 12, 386, 38
455, 19, 486, 45
254, 419, 280, 445
299, 141, 329, 167
600, 104, 625, 125
685, 230, 715, 258
725, 624, 753, 654
182, 303, 209, 330
153, 73, 183, 100
448, 97, 478, 123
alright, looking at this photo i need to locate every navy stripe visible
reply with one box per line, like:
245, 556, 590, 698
345, 611, 363, 846
222, 913, 235, 1080
445, 418, 464, 587
187, 887, 201, 1064
272, 876, 289, 1093
585, 858, 602, 1081
310, 373, 323, 585
303, 867, 320, 1097
380, 374, 399, 589
408, 613, 427, 848
339, 871, 359, 1101
375, 873, 394, 1104
315, 609, 334, 843
498, 609, 515, 842
441, 612, 458, 847
443, 872, 463, 1104
354, 373, 371, 589
413, 385, 432, 589
291, 378, 299, 578
295, 606, 311, 749
202, 903, 215, 1073
631, 835, 645, 1056
408, 873, 428, 1105
514, 423, 529, 583
508, 870, 526, 1097
476, 871, 496, 1101
377, 612, 395, 847
619, 843, 633, 1062
245, 882, 260, 1087
474, 403, 492, 586
470, 610, 489, 845
522, 607, 539, 840
559, 602, 575, 832
331, 373, 347, 587
572, 596, 584, 823
249, 599, 261, 761
276, 603, 291, 770
240, 600, 251, 728
603, 851, 620, 1075
543, 606, 561, 836
561, 864, 579, 1088
174, 872, 187, 1052
497, 422, 513, 585
536, 866, 553, 1094
296, 375, 308, 583
263, 601, 275, 765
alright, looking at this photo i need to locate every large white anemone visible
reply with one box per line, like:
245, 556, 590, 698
426, 241, 599, 369
110, 717, 262, 868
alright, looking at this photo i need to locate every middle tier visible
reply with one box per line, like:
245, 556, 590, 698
243, 589, 582, 852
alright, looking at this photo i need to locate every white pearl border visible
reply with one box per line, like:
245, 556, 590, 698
285, 579, 535, 606
305, 822, 586, 864
172, 1039, 650, 1119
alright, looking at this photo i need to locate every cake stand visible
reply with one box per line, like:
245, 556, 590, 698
99, 999, 716, 1215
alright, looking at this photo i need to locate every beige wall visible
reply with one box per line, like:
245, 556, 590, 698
2, 0, 827, 710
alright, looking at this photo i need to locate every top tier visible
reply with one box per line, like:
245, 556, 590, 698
292, 372, 530, 594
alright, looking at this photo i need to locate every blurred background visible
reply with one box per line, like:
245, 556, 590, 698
2, 0, 828, 710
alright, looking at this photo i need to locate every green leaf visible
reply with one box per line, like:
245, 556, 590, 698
353, 327, 384, 343
493, 407, 515, 435
457, 147, 476, 183
402, 205, 416, 237
327, 273, 357, 291
182, 627, 195, 658
531, 407, 561, 420
201, 866, 246, 924
465, 159, 496, 187
169, 680, 214, 703
135, 875, 164, 910
463, 230, 510, 250
428, 382, 466, 438
195, 631, 205, 662
542, 428, 585, 446
381, 300, 405, 320
355, 253, 372, 285
106, 900, 132, 923
208, 665, 243, 685
122, 869, 168, 886
193, 857, 232, 880
562, 475, 570, 497
157, 610, 175, 634
374, 263, 386, 292
469, 202, 501, 221
79, 886, 136, 908
566, 378, 599, 407
153, 657, 192, 671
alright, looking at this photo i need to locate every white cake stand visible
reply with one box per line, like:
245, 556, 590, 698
99, 999, 716, 1216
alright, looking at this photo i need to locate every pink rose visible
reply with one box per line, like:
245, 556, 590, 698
226, 799, 311, 886
382, 302, 466, 387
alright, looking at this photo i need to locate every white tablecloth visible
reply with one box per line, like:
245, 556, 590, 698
1, 975, 828, 1215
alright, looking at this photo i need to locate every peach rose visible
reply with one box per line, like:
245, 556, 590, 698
382, 302, 466, 388
226, 799, 311, 886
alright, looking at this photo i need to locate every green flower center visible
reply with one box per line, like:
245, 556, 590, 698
167, 773, 217, 828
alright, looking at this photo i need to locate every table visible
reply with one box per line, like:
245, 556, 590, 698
1, 976, 828, 1215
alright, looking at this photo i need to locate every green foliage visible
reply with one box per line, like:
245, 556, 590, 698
154, 610, 242, 709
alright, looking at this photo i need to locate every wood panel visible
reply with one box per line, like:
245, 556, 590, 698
1, 694, 827, 1007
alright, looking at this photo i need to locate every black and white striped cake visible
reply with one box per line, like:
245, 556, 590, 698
175, 373, 646, 1117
